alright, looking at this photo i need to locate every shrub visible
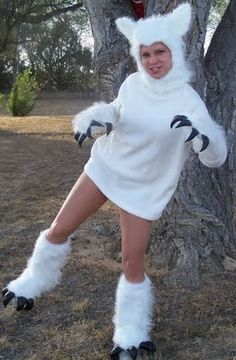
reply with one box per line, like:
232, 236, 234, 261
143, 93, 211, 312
8, 69, 39, 116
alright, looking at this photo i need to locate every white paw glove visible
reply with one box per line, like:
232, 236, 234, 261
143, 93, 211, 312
170, 115, 209, 152
73, 101, 119, 146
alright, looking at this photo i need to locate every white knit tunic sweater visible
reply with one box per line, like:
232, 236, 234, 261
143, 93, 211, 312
79, 71, 227, 220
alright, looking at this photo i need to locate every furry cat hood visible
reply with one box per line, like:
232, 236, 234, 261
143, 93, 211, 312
115, 3, 192, 94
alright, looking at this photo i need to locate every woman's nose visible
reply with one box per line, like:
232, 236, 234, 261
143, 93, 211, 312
149, 54, 157, 65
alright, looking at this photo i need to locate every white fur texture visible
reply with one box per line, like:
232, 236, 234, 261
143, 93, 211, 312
115, 17, 136, 43
7, 230, 71, 299
72, 101, 119, 137
116, 3, 191, 45
116, 3, 192, 94
181, 86, 228, 167
113, 274, 154, 349
196, 123, 227, 167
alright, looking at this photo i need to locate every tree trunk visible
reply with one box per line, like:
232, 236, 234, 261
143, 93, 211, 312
205, 0, 236, 261
84, 0, 136, 101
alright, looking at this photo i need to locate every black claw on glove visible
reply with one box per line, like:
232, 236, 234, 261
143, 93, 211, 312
78, 133, 87, 147
105, 122, 113, 136
74, 131, 87, 147
201, 134, 210, 152
185, 127, 199, 142
170, 115, 210, 152
74, 120, 113, 147
86, 120, 103, 139
2, 287, 34, 311
74, 131, 80, 142
170, 115, 192, 128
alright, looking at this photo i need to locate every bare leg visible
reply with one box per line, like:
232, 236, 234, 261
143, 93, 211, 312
47, 172, 107, 243
120, 209, 152, 282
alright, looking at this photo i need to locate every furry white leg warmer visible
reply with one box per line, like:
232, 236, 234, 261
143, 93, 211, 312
7, 230, 71, 299
113, 274, 154, 350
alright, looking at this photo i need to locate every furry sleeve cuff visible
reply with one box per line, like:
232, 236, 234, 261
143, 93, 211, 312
72, 101, 120, 137
185, 87, 228, 168
193, 123, 227, 168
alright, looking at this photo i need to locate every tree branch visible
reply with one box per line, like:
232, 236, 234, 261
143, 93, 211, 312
16, 2, 84, 24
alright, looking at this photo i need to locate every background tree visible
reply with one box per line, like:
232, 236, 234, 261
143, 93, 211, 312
85, 0, 235, 287
22, 13, 93, 91
0, 0, 83, 54
0, 55, 25, 92
205, 0, 236, 273
0, 0, 88, 92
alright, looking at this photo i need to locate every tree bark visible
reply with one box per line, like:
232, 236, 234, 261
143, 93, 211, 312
205, 0, 236, 259
84, 0, 137, 101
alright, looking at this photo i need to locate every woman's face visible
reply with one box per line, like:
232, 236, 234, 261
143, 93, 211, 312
140, 42, 172, 79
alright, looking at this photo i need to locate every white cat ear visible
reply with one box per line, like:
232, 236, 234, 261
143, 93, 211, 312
169, 3, 192, 36
115, 17, 136, 42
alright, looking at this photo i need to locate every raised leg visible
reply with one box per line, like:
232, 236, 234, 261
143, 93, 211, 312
47, 172, 107, 243
2, 172, 107, 310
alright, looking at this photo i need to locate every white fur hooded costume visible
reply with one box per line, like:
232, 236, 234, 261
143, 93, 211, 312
73, 3, 227, 221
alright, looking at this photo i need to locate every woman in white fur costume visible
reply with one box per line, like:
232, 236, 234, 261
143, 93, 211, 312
2, 3, 227, 359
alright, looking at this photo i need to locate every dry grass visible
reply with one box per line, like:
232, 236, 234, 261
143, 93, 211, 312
0, 108, 236, 360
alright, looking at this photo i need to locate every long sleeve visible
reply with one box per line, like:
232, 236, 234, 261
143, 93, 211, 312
197, 122, 227, 168
186, 86, 227, 168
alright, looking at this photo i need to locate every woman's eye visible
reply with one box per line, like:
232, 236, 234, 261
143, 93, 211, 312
155, 50, 165, 55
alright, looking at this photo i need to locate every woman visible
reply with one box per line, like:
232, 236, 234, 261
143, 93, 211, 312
2, 3, 227, 359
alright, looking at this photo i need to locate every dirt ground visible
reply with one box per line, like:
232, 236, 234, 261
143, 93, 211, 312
0, 94, 236, 360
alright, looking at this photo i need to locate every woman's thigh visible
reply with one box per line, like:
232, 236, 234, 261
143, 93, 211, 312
48, 172, 107, 243
120, 209, 152, 282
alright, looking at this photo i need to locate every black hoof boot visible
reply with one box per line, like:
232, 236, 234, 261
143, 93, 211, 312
2, 287, 34, 311
138, 341, 156, 359
110, 345, 138, 360
110, 345, 123, 360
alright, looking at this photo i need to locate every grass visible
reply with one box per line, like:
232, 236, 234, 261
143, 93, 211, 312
0, 113, 236, 360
